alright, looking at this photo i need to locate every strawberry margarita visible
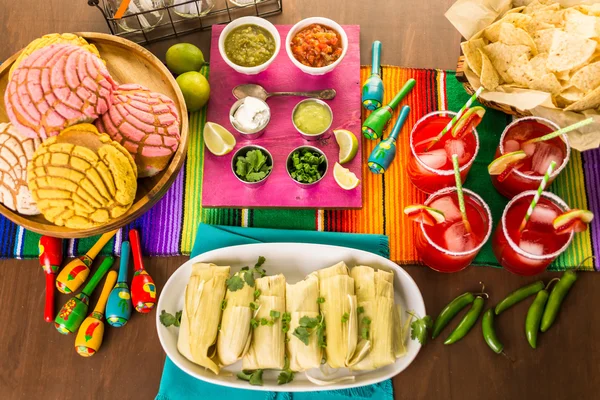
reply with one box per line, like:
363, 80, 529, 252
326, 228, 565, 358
408, 111, 479, 193
490, 117, 570, 198
415, 187, 492, 273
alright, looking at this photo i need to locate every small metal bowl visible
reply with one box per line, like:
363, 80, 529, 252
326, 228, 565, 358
291, 99, 333, 140
229, 97, 271, 140
286, 145, 328, 188
231, 145, 274, 188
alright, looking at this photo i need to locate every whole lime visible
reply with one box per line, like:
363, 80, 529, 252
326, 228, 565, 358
176, 71, 210, 112
166, 43, 205, 75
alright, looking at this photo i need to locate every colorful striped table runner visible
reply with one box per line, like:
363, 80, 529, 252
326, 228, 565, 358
1, 66, 598, 271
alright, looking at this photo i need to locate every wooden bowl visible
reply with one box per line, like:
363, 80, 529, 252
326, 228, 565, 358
0, 32, 189, 238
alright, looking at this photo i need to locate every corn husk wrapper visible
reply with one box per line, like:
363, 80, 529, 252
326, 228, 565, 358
243, 274, 286, 370
350, 266, 396, 371
446, 0, 600, 150
286, 275, 322, 372
177, 263, 230, 375
216, 271, 254, 366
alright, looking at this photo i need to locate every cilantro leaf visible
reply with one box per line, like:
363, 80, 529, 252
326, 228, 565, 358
299, 315, 319, 329
282, 312, 292, 333
408, 311, 432, 345
226, 275, 245, 292
293, 326, 311, 345
234, 150, 272, 183
341, 312, 350, 323
357, 306, 364, 314
246, 171, 267, 182
254, 289, 261, 299
244, 270, 255, 287
220, 300, 227, 310
255, 256, 266, 267
159, 310, 182, 327
270, 310, 281, 320
317, 297, 325, 304
237, 370, 263, 386
250, 318, 259, 329
361, 326, 369, 340
277, 370, 294, 385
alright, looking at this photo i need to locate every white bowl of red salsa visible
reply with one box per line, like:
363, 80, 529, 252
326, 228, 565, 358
286, 17, 348, 75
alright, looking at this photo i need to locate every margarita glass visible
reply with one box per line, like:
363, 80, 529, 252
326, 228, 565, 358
415, 187, 492, 273
492, 191, 573, 276
408, 111, 480, 193
490, 117, 570, 198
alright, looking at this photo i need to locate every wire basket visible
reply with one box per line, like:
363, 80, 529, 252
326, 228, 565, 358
88, 0, 283, 45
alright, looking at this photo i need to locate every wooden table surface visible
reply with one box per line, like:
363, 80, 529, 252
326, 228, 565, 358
1, 1, 599, 399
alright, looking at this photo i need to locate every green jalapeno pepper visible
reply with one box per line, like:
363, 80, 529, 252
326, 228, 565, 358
444, 296, 485, 345
541, 270, 577, 332
495, 281, 544, 315
482, 309, 503, 354
431, 292, 475, 339
525, 289, 549, 349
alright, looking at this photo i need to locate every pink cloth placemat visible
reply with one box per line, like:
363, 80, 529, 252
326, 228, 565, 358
202, 24, 362, 208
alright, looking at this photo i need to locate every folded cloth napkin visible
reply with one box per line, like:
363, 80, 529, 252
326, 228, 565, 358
156, 223, 393, 400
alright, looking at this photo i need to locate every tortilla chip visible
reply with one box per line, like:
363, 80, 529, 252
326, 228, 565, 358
547, 30, 596, 72
461, 38, 486, 76
507, 54, 534, 87
504, 6, 526, 16
529, 53, 550, 75
565, 85, 600, 111
524, 0, 549, 15
574, 4, 600, 17
530, 73, 562, 95
532, 28, 559, 54
499, 23, 538, 54
483, 13, 533, 42
555, 70, 570, 83
530, 5, 564, 27
556, 86, 585, 108
478, 49, 500, 90
564, 9, 600, 39
571, 61, 600, 93
484, 42, 532, 83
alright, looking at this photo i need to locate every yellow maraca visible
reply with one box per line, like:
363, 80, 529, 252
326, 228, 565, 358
74, 270, 117, 357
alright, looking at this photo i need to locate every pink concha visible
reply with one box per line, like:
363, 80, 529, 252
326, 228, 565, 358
4, 43, 116, 140
96, 83, 180, 178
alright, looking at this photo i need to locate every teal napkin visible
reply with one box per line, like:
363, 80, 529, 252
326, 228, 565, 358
156, 223, 393, 400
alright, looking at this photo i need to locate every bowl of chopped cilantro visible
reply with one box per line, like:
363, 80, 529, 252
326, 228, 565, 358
286, 146, 328, 187
231, 145, 274, 187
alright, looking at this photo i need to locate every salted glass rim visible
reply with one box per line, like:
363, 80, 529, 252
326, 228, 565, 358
420, 187, 493, 257
409, 110, 480, 176
500, 190, 574, 260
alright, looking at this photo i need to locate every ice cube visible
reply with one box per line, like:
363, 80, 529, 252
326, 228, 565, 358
521, 142, 536, 157
417, 149, 447, 169
518, 239, 544, 256
504, 139, 521, 153
429, 196, 462, 222
529, 204, 558, 227
445, 139, 471, 165
530, 142, 563, 175
443, 222, 477, 252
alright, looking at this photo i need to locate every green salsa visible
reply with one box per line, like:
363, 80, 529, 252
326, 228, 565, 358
293, 101, 332, 135
224, 24, 276, 67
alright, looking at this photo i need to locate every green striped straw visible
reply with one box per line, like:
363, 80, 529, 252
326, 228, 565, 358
524, 117, 594, 144
519, 160, 557, 232
425, 87, 484, 151
452, 154, 471, 233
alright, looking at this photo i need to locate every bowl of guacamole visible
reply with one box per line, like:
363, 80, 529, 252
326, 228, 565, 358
219, 16, 281, 75
292, 99, 333, 139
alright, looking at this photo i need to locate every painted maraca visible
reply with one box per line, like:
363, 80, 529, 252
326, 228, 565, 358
75, 270, 117, 357
55, 230, 117, 294
368, 105, 411, 174
129, 229, 156, 313
362, 41, 384, 110
106, 241, 132, 327
55, 256, 115, 334
39, 236, 63, 322
362, 78, 416, 140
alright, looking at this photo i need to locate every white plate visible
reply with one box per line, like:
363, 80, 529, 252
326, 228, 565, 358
156, 243, 425, 392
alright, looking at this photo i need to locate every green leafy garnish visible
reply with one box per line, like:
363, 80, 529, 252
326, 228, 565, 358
244, 270, 255, 287
292, 314, 326, 348
254, 289, 262, 299
282, 312, 292, 333
341, 312, 350, 323
408, 311, 432, 345
270, 310, 281, 320
159, 310, 182, 327
250, 302, 258, 311
226, 275, 245, 292
360, 316, 372, 340
235, 150, 272, 183
288, 150, 326, 184
317, 297, 325, 304
277, 370, 294, 385
357, 306, 364, 314
226, 256, 267, 292
220, 300, 227, 310
250, 318, 259, 329
237, 369, 263, 386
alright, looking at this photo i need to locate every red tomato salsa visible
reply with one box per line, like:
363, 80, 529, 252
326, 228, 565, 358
290, 24, 343, 68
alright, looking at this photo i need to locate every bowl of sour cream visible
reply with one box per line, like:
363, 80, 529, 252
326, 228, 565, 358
229, 96, 271, 140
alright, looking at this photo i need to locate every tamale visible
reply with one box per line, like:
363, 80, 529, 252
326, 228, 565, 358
286, 274, 322, 371
315, 262, 359, 368
243, 274, 286, 370
177, 263, 230, 375
350, 265, 396, 370
217, 271, 254, 366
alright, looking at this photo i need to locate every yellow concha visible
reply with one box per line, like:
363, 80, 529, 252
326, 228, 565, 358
9, 33, 102, 78
27, 123, 138, 229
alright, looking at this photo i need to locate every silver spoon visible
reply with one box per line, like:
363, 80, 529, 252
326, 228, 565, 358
232, 84, 336, 101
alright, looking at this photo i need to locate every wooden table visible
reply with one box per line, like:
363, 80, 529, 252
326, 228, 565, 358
1, 1, 599, 399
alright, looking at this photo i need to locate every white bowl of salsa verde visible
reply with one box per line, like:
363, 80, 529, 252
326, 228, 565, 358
219, 16, 281, 75
286, 17, 348, 75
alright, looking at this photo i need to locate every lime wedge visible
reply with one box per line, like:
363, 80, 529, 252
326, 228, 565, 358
204, 122, 236, 156
451, 106, 485, 139
553, 209, 594, 235
333, 129, 359, 164
333, 162, 360, 190
404, 204, 445, 226
488, 150, 527, 175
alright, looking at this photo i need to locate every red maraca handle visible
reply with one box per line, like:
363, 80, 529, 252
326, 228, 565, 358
129, 229, 144, 272
44, 273, 55, 322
